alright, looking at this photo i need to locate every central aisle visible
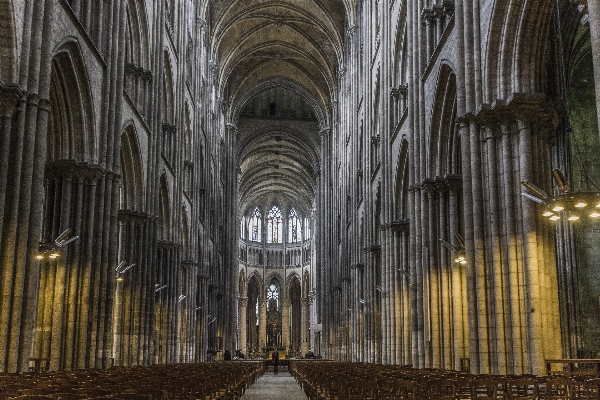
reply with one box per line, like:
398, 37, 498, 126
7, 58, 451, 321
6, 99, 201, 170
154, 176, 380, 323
241, 370, 307, 399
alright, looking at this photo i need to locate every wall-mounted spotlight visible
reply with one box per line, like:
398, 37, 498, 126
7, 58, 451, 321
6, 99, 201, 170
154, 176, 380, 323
115, 261, 136, 281
440, 234, 466, 265
37, 228, 79, 259
154, 284, 168, 293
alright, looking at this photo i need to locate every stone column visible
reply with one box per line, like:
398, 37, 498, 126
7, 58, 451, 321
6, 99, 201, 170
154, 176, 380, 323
301, 297, 310, 355
586, 2, 600, 141
281, 298, 290, 353
259, 297, 267, 351
239, 297, 248, 356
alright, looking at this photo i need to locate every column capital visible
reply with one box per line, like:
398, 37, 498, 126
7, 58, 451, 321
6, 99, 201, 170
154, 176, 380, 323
238, 297, 248, 307
319, 127, 331, 136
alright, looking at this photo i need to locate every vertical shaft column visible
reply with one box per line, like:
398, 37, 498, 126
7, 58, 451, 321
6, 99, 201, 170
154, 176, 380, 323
239, 297, 248, 357
282, 298, 290, 352
259, 297, 267, 350
301, 297, 310, 355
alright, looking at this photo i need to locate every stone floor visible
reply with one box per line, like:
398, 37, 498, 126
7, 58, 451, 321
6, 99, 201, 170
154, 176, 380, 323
241, 369, 307, 399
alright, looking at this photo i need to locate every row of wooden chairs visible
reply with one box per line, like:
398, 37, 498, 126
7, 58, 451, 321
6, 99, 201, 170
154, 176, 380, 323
289, 361, 600, 399
0, 361, 265, 399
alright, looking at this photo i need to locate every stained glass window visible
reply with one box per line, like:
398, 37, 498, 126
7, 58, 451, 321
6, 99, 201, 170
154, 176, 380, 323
288, 208, 302, 242
266, 284, 279, 310
248, 208, 261, 242
304, 218, 311, 240
267, 206, 283, 243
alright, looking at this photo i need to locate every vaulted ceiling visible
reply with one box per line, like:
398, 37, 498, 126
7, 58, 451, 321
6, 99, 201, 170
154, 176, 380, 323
203, 0, 351, 216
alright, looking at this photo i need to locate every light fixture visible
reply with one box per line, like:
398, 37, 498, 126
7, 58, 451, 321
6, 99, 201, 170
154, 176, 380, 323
37, 228, 79, 259
440, 234, 466, 266
522, 1, 600, 223
115, 261, 136, 281
522, 171, 600, 223
154, 284, 167, 293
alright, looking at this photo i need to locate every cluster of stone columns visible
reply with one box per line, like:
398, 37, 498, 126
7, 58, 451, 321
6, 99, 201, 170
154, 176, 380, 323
112, 210, 157, 367
33, 161, 119, 371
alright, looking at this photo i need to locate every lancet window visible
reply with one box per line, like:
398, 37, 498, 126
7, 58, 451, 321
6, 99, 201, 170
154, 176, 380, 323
249, 208, 262, 242
266, 284, 279, 311
288, 208, 302, 243
267, 206, 283, 243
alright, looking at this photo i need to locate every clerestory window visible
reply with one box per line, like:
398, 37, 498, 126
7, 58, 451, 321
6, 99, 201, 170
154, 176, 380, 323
267, 206, 283, 243
266, 284, 279, 311
249, 207, 262, 242
288, 208, 302, 243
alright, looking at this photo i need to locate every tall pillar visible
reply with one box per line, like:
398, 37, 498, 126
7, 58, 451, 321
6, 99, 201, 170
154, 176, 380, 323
586, 2, 600, 140
259, 297, 267, 350
281, 298, 290, 353
301, 297, 310, 355
239, 297, 248, 356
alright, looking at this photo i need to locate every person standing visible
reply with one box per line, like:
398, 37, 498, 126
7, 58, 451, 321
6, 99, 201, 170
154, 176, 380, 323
223, 349, 231, 361
271, 349, 279, 374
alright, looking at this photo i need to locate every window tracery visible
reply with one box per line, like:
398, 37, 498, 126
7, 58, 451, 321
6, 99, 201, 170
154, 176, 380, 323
266, 284, 279, 311
267, 206, 283, 243
288, 208, 302, 243
249, 208, 262, 242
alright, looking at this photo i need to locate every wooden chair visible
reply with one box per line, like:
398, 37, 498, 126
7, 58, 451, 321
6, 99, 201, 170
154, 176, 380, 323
585, 377, 600, 394
542, 376, 571, 399
376, 381, 401, 400
47, 394, 86, 400
396, 379, 417, 400
346, 384, 364, 399
507, 377, 539, 399
470, 377, 498, 399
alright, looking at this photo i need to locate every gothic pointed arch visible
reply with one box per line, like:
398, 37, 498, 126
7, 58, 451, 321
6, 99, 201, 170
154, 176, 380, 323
238, 270, 247, 296
48, 38, 96, 163
394, 138, 409, 220
125, 0, 151, 69
483, 0, 577, 101
181, 205, 190, 259
120, 123, 144, 211
288, 273, 302, 354
158, 173, 171, 241
429, 62, 459, 177
231, 77, 329, 129
162, 50, 175, 124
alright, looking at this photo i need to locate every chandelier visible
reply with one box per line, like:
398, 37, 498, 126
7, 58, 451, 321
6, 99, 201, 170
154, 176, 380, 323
520, 0, 600, 222
522, 170, 600, 222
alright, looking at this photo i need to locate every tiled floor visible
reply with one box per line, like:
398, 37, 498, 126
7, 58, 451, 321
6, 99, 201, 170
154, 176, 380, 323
241, 370, 307, 399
